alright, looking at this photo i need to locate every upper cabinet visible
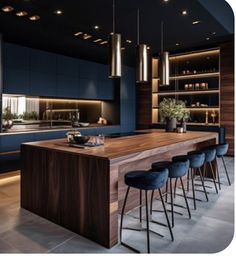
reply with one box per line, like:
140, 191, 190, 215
2, 43, 114, 100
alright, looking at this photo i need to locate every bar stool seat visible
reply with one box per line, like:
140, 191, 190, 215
187, 151, 205, 168
215, 143, 229, 157
120, 168, 173, 253
125, 170, 168, 190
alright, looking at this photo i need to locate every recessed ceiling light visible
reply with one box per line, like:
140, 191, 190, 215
206, 37, 210, 41
147, 46, 151, 50
74, 32, 83, 36
182, 10, 187, 15
83, 33, 92, 40
121, 47, 125, 50
16, 11, 28, 17
94, 38, 102, 43
29, 15, 40, 21
176, 43, 180, 46
192, 20, 201, 25
94, 25, 99, 30
100, 41, 108, 45
163, 0, 169, 2
126, 39, 132, 44
211, 31, 216, 35
1, 6, 14, 12
54, 10, 63, 15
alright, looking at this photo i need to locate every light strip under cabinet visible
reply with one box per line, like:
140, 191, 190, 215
156, 89, 220, 96
169, 72, 219, 80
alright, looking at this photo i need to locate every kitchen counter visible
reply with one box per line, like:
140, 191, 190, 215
21, 130, 218, 248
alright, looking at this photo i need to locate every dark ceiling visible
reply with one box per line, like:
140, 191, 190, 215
0, 0, 234, 66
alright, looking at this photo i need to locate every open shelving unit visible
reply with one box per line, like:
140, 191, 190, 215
152, 48, 221, 127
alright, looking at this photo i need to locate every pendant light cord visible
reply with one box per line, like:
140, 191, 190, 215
161, 21, 164, 52
137, 8, 140, 45
113, 0, 116, 33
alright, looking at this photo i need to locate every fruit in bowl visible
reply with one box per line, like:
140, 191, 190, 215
73, 134, 90, 144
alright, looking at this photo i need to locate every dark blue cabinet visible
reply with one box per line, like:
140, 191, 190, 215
30, 71, 57, 96
3, 43, 29, 71
3, 68, 30, 94
57, 56, 78, 77
57, 75, 79, 98
79, 79, 98, 99
98, 80, 114, 100
30, 49, 57, 74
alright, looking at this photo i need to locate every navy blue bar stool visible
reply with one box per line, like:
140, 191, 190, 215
173, 151, 208, 210
120, 168, 172, 253
151, 159, 191, 228
201, 147, 218, 194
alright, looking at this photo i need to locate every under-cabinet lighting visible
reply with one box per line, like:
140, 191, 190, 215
169, 49, 220, 60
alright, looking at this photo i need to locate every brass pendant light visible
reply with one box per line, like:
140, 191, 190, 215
159, 21, 170, 86
136, 9, 149, 83
109, 0, 122, 78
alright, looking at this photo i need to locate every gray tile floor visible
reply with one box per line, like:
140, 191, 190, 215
0, 157, 234, 253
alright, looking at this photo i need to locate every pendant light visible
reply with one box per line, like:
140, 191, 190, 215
136, 9, 149, 83
159, 21, 170, 86
109, 0, 121, 78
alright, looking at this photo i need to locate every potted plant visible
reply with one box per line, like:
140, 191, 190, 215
159, 98, 190, 132
2, 106, 14, 131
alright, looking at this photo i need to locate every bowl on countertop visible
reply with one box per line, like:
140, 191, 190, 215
78, 122, 90, 127
73, 134, 90, 144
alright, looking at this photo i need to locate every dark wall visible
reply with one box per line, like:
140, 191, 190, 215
0, 35, 2, 133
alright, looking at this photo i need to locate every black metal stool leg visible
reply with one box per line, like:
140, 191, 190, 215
222, 156, 231, 186
198, 168, 208, 201
174, 178, 178, 198
215, 158, 221, 190
165, 180, 168, 202
209, 162, 218, 194
145, 190, 150, 253
180, 177, 191, 219
150, 190, 154, 215
203, 163, 206, 181
140, 190, 142, 222
169, 178, 174, 227
187, 170, 190, 192
158, 189, 174, 241
191, 168, 197, 210
120, 187, 130, 241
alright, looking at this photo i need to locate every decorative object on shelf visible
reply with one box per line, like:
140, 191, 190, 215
159, 21, 170, 86
188, 83, 194, 90
200, 82, 208, 90
211, 110, 217, 123
159, 98, 189, 132
136, 9, 149, 83
205, 111, 209, 125
97, 117, 108, 125
184, 84, 189, 90
195, 83, 200, 90
109, 0, 122, 78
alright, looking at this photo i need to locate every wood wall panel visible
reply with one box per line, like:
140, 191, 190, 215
220, 41, 234, 155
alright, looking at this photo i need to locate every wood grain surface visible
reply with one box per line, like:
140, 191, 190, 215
21, 130, 217, 248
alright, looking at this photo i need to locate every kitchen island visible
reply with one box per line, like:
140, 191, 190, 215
21, 130, 218, 248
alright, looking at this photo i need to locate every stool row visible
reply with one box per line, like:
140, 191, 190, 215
120, 143, 231, 253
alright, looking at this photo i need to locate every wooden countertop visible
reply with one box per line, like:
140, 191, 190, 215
22, 130, 218, 161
